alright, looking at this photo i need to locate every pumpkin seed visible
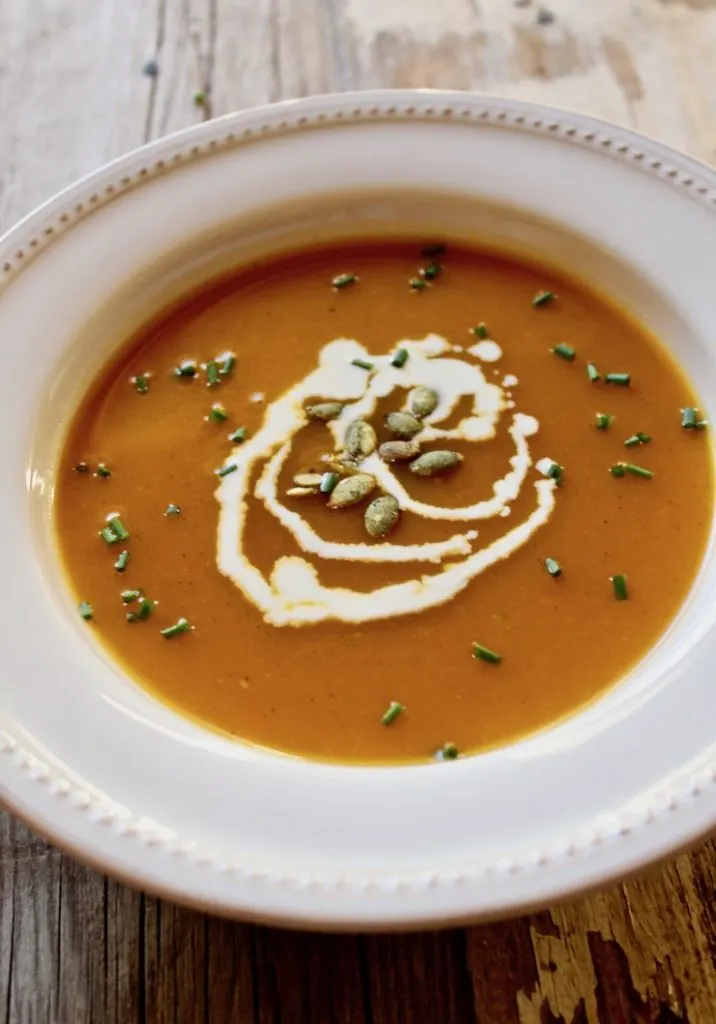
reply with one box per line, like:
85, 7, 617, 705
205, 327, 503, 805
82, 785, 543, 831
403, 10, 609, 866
386, 411, 422, 439
327, 473, 376, 509
410, 386, 439, 419
409, 450, 463, 476
378, 439, 421, 463
322, 452, 361, 476
305, 401, 344, 422
364, 495, 400, 538
345, 420, 377, 458
287, 486, 319, 497
293, 473, 324, 488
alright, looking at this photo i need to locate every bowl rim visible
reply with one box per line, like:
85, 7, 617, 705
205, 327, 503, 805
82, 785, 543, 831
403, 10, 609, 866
3, 88, 716, 928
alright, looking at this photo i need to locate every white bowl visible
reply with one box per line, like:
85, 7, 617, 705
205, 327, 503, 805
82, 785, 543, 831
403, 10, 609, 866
1, 90, 716, 929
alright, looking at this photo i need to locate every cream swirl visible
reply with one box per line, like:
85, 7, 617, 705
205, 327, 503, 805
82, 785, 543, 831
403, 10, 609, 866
215, 335, 557, 626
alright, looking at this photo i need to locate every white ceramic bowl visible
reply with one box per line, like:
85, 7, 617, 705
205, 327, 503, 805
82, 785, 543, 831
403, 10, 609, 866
1, 90, 716, 929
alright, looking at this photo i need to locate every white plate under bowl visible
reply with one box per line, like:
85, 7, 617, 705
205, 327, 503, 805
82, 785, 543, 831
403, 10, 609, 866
1, 90, 716, 929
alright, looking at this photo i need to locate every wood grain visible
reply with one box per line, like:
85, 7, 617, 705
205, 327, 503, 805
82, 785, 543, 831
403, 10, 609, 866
2, 0, 716, 1020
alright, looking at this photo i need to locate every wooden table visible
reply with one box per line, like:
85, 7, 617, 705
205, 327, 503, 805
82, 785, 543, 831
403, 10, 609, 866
2, 1, 716, 1020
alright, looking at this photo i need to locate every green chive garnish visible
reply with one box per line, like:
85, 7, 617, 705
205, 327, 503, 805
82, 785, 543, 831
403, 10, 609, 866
127, 598, 154, 623
107, 515, 129, 541
419, 262, 441, 281
216, 464, 237, 478
409, 277, 428, 291
100, 527, 116, 544
95, 463, 111, 479
132, 374, 149, 393
586, 362, 600, 382
545, 557, 562, 578
319, 472, 339, 494
681, 407, 708, 429
120, 589, 141, 604
533, 290, 556, 307
611, 462, 653, 479
73, 462, 90, 474
436, 742, 459, 761
624, 432, 651, 448
161, 617, 192, 638
471, 323, 489, 339
472, 643, 502, 665
610, 462, 626, 477
596, 413, 613, 431
332, 273, 357, 289
611, 574, 628, 600
175, 359, 198, 378
228, 426, 248, 444
539, 460, 564, 485
114, 550, 130, 573
78, 601, 94, 621
351, 358, 374, 371
551, 343, 575, 361
421, 243, 445, 257
206, 361, 220, 386
208, 403, 228, 423
605, 372, 630, 386
164, 504, 181, 516
193, 90, 206, 106
217, 351, 236, 377
391, 348, 409, 368
381, 701, 405, 726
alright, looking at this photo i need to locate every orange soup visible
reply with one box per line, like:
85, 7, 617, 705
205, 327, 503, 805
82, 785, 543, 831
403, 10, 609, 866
54, 242, 713, 763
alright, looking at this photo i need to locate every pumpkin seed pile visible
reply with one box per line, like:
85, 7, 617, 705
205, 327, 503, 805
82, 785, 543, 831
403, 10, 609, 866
289, 382, 463, 539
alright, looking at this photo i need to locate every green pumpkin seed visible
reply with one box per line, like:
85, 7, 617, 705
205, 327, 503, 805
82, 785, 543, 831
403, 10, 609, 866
345, 420, 377, 458
287, 486, 319, 497
364, 495, 400, 538
410, 386, 439, 419
323, 452, 361, 476
305, 402, 344, 422
293, 473, 324, 488
386, 411, 422, 439
409, 450, 463, 476
378, 440, 421, 463
327, 473, 376, 509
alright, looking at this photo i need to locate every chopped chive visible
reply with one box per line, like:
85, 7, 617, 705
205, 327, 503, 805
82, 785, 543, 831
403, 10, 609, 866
595, 413, 613, 431
127, 597, 154, 623
107, 515, 129, 541
120, 589, 141, 604
533, 290, 556, 307
332, 273, 357, 289
419, 262, 442, 281
544, 557, 562, 578
95, 463, 111, 479
319, 471, 340, 494
539, 460, 564, 485
586, 362, 600, 382
73, 462, 90, 474
436, 742, 459, 761
472, 642, 502, 665
228, 426, 248, 444
605, 372, 631, 386
421, 243, 445, 257
216, 463, 237, 478
132, 374, 150, 393
164, 503, 181, 516
681, 407, 708, 429
391, 348, 409, 368
217, 351, 236, 377
611, 574, 629, 600
551, 343, 576, 361
624, 432, 651, 448
78, 601, 94, 621
193, 90, 206, 106
611, 461, 653, 479
206, 360, 220, 386
208, 403, 228, 423
161, 617, 192, 638
175, 359, 198, 378
351, 358, 374, 371
409, 277, 428, 291
471, 323, 489, 339
114, 550, 130, 573
100, 526, 118, 545
381, 701, 406, 726
610, 462, 626, 477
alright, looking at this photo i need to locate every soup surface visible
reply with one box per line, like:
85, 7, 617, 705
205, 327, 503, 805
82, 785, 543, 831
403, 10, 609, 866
55, 242, 713, 763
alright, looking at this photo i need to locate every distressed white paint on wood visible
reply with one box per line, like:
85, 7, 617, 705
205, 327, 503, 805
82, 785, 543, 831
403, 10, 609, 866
3, 0, 716, 1020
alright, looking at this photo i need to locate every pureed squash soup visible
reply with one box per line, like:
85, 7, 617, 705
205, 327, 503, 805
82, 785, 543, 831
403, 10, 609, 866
55, 241, 713, 764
